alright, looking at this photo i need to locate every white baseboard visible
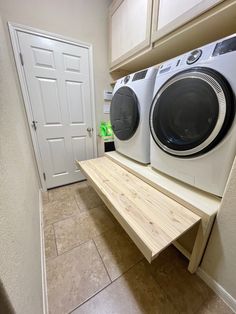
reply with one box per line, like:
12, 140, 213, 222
39, 190, 49, 314
197, 267, 236, 313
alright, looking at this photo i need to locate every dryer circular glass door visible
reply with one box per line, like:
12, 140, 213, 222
111, 86, 140, 141
150, 68, 234, 156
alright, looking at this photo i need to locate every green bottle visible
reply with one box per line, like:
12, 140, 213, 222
99, 121, 107, 138
106, 121, 113, 137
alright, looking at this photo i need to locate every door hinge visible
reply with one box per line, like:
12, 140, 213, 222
19, 52, 24, 66
43, 172, 46, 181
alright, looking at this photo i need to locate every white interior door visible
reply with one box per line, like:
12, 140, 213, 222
17, 31, 95, 189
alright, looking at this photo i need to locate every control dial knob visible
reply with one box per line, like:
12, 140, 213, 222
186, 49, 202, 64
124, 75, 130, 84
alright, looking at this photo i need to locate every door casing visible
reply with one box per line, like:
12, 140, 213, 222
8, 22, 97, 191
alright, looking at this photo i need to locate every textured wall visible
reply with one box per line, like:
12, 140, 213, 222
0, 16, 43, 314
0, 0, 112, 155
201, 157, 236, 300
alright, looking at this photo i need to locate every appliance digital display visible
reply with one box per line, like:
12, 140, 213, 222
213, 37, 236, 57
132, 70, 148, 81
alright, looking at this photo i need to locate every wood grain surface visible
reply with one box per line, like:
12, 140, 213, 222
77, 157, 201, 262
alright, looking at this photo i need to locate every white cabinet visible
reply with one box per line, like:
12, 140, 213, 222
109, 0, 153, 68
152, 0, 223, 42
109, 0, 230, 73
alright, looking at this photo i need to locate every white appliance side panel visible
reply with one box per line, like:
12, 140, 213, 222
150, 126, 236, 197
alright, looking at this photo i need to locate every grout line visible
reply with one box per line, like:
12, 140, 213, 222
68, 258, 145, 314
74, 196, 104, 214
44, 212, 77, 229
68, 280, 112, 314
111, 257, 145, 282
52, 223, 59, 257
49, 223, 118, 260
73, 194, 81, 211
44, 204, 116, 260
54, 239, 92, 259
43, 201, 82, 228
92, 239, 112, 283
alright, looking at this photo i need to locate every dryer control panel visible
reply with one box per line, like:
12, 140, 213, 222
118, 66, 157, 86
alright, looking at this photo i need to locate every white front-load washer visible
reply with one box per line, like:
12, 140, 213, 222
149, 34, 236, 197
110, 66, 158, 164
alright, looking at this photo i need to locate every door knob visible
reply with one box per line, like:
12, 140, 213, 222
87, 127, 93, 135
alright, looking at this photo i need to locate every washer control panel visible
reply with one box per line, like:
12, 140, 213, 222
157, 34, 236, 79
123, 75, 130, 84
186, 49, 202, 64
158, 47, 206, 76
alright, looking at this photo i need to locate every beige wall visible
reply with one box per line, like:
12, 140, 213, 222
0, 0, 112, 313
0, 15, 43, 314
201, 158, 236, 301
0, 0, 112, 154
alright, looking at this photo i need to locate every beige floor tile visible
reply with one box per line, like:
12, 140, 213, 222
196, 293, 234, 314
48, 184, 75, 202
149, 246, 212, 314
74, 184, 103, 212
94, 226, 143, 281
43, 198, 79, 226
70, 180, 89, 193
44, 225, 57, 259
72, 260, 178, 314
46, 240, 111, 314
42, 191, 49, 204
54, 205, 116, 255
150, 245, 187, 272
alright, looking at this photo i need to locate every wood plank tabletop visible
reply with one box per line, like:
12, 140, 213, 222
78, 157, 201, 262
106, 151, 220, 218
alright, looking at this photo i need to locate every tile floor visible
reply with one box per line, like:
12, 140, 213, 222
43, 181, 234, 314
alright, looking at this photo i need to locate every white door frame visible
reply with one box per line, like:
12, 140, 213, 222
8, 22, 98, 191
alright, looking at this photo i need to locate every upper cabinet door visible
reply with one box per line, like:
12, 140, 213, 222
152, 0, 223, 42
109, 0, 153, 68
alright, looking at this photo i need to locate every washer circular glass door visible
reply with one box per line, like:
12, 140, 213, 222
150, 68, 234, 156
111, 86, 140, 141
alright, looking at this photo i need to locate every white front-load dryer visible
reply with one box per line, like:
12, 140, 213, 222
149, 34, 236, 197
110, 66, 158, 164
